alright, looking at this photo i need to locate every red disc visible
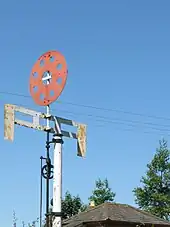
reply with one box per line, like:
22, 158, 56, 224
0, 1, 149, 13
29, 50, 68, 106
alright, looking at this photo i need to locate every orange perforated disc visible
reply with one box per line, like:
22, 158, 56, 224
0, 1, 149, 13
29, 50, 68, 106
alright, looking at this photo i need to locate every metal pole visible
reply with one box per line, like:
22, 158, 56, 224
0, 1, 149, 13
40, 156, 43, 227
46, 130, 50, 227
46, 73, 51, 227
52, 133, 63, 227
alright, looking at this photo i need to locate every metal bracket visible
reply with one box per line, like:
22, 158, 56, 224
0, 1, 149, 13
4, 104, 87, 157
51, 212, 63, 217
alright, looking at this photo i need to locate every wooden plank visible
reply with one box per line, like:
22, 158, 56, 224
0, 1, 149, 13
4, 104, 15, 141
4, 104, 87, 157
77, 124, 86, 157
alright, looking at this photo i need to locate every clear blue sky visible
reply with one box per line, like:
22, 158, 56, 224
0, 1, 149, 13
1, 1, 170, 226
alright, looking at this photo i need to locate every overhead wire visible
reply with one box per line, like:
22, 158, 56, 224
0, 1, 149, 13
1, 90, 170, 121
49, 107, 170, 129
49, 108, 170, 137
2, 100, 168, 137
1, 90, 170, 136
56, 100, 170, 121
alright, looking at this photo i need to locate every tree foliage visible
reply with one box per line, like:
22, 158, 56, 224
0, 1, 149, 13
20, 179, 115, 225
62, 191, 86, 219
89, 178, 116, 206
133, 139, 170, 220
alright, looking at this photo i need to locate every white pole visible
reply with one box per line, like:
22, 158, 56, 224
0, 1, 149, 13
42, 71, 51, 129
46, 73, 51, 227
52, 133, 62, 227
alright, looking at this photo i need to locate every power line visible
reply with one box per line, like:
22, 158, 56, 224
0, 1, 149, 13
91, 123, 170, 137
0, 91, 30, 99
50, 107, 170, 129
50, 108, 170, 137
50, 108, 170, 134
1, 90, 170, 121
1, 99, 170, 137
1, 90, 170, 135
57, 101, 170, 121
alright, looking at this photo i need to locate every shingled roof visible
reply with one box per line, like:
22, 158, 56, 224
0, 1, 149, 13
63, 203, 170, 227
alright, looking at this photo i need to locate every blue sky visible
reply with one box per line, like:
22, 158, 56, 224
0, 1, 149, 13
1, 0, 170, 226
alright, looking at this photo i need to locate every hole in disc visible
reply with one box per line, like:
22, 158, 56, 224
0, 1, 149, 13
50, 90, 55, 96
57, 63, 62, 70
40, 93, 45, 100
50, 56, 55, 62
57, 77, 62, 84
40, 59, 45, 67
33, 86, 38, 93
33, 72, 38, 78
42, 71, 52, 85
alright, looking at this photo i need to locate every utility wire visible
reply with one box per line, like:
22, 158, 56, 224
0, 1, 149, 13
1, 91, 170, 136
49, 107, 170, 129
56, 101, 170, 121
4, 99, 170, 137
50, 108, 170, 136
1, 90, 170, 121
3, 101, 169, 137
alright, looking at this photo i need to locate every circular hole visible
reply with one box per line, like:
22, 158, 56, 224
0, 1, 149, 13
42, 71, 52, 85
33, 72, 38, 78
33, 86, 38, 93
40, 59, 45, 67
50, 90, 55, 96
56, 63, 62, 70
50, 56, 55, 62
40, 93, 45, 100
57, 77, 62, 84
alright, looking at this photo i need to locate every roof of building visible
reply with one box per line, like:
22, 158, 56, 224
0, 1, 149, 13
63, 202, 170, 227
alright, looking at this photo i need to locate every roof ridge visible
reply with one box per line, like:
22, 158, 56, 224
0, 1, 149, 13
63, 202, 170, 225
63, 203, 105, 223
105, 202, 129, 206
125, 204, 170, 224
102, 202, 170, 224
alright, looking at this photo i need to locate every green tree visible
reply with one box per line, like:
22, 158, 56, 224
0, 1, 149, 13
44, 191, 86, 226
89, 178, 116, 206
133, 139, 170, 220
62, 191, 86, 219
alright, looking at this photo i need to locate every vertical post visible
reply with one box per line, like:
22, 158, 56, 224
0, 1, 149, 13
40, 156, 43, 227
46, 74, 51, 227
52, 133, 63, 227
46, 130, 50, 227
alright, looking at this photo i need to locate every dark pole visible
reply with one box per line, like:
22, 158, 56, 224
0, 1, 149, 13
40, 132, 54, 227
40, 156, 43, 227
